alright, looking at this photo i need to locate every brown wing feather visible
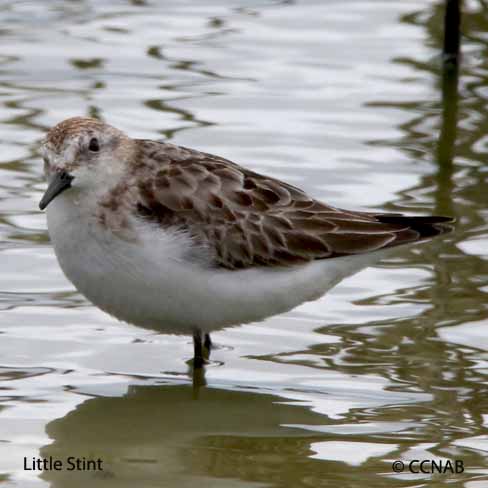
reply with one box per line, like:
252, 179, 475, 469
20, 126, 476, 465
133, 140, 453, 269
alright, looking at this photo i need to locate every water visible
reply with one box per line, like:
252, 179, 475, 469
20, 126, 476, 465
0, 0, 487, 486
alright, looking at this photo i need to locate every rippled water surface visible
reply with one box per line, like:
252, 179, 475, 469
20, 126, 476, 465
0, 1, 487, 486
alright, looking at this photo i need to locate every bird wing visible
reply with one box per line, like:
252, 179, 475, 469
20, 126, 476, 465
133, 140, 453, 269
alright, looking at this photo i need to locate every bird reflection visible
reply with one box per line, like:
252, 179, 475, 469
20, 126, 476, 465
39, 383, 333, 488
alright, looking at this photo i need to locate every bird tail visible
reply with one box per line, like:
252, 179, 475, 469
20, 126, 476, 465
375, 214, 455, 240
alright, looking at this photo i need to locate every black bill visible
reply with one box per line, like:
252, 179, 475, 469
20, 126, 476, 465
39, 171, 74, 210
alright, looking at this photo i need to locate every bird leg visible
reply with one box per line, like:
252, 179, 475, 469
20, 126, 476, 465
193, 329, 205, 368
203, 333, 212, 360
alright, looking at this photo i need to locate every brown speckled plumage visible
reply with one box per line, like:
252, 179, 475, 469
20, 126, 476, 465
44, 117, 454, 270
126, 141, 453, 269
46, 117, 107, 151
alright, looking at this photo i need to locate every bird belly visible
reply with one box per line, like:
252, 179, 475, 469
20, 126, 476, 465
46, 197, 383, 334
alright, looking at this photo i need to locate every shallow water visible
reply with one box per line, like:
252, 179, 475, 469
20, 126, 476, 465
0, 0, 487, 487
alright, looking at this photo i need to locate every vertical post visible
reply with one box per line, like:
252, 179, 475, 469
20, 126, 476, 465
436, 0, 461, 215
443, 0, 461, 67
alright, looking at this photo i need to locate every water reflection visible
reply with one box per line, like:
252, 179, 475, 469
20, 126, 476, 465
39, 382, 412, 488
370, 2, 488, 328
0, 0, 487, 487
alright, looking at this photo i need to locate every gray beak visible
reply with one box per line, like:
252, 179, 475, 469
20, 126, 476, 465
39, 171, 74, 210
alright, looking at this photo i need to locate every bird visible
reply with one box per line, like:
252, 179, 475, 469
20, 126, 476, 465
39, 117, 454, 368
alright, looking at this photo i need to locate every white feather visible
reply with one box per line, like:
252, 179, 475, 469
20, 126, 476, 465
46, 190, 387, 334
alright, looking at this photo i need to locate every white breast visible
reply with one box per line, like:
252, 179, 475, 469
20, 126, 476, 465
46, 193, 383, 335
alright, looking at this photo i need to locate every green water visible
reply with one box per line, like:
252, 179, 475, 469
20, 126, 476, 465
0, 1, 487, 487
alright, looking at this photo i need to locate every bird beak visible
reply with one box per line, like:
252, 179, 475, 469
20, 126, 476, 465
39, 171, 74, 210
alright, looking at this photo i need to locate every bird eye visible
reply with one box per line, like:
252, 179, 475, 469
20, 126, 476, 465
88, 137, 100, 152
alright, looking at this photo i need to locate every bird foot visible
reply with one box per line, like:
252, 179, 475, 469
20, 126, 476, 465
187, 356, 208, 369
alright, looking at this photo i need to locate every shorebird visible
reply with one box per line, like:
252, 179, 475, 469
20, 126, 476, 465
39, 117, 453, 367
